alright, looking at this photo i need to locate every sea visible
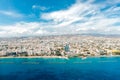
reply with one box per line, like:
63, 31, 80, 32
0, 57, 120, 80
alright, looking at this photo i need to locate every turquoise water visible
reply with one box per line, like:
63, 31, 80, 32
0, 57, 120, 80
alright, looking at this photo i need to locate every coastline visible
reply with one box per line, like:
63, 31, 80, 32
0, 55, 120, 59
87, 55, 120, 58
0, 56, 69, 59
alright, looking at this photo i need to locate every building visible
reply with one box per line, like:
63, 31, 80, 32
64, 44, 70, 52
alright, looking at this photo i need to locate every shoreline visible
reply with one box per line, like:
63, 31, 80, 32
0, 55, 120, 59
87, 55, 120, 58
0, 56, 69, 59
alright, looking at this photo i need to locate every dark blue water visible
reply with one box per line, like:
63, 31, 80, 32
0, 57, 120, 80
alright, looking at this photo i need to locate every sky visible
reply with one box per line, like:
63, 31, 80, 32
0, 0, 120, 37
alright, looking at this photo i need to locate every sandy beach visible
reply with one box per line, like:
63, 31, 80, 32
0, 56, 69, 59
1, 55, 120, 59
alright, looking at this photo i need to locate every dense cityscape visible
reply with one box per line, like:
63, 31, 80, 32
0, 35, 120, 58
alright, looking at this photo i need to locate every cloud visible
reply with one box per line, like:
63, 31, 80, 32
32, 5, 47, 11
0, 0, 120, 37
41, 0, 99, 28
0, 10, 23, 18
106, 0, 120, 4
0, 22, 59, 37
40, 0, 120, 34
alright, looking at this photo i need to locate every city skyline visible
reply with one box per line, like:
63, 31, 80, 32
0, 0, 120, 37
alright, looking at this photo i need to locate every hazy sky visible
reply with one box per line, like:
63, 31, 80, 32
0, 0, 120, 37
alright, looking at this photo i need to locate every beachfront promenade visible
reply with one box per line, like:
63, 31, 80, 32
0, 35, 120, 57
